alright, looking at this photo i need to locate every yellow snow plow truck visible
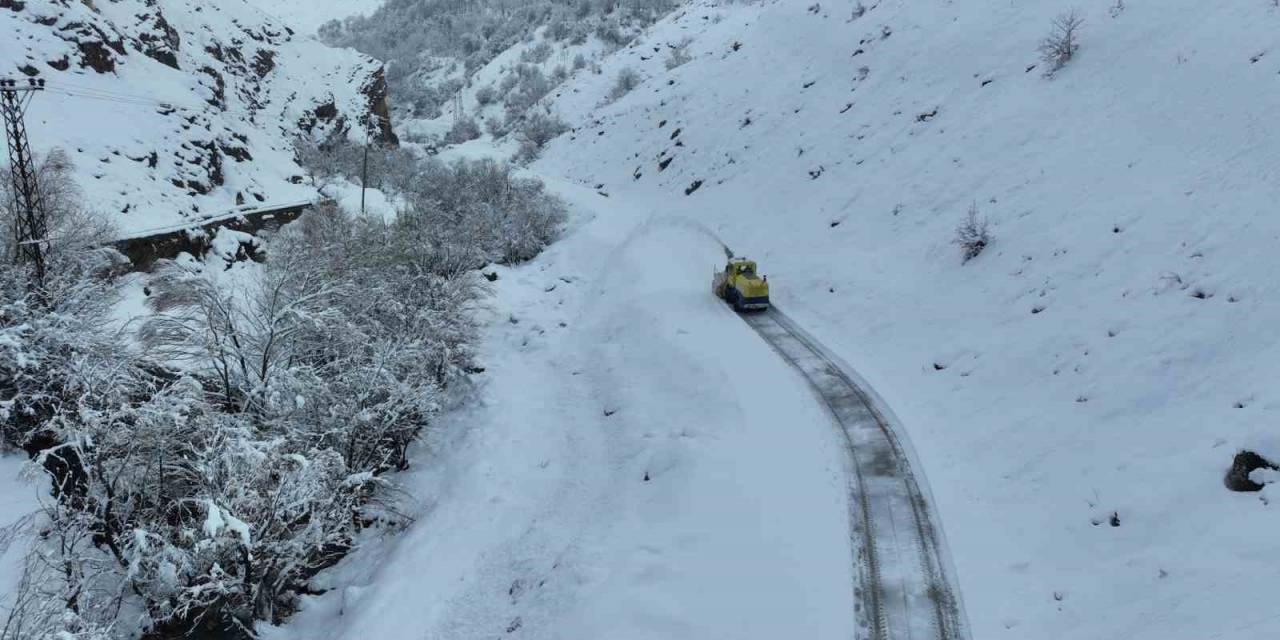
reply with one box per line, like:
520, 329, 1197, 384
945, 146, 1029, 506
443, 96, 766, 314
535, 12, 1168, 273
713, 258, 770, 311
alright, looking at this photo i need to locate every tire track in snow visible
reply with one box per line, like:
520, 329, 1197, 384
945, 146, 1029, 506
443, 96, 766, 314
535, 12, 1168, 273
741, 308, 969, 640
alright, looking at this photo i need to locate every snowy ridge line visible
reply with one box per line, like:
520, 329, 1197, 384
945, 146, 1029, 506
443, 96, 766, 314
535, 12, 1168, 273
743, 308, 970, 640
114, 199, 318, 241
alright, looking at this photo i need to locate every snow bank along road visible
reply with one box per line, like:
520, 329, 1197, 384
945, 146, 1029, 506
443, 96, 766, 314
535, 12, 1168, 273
743, 308, 968, 640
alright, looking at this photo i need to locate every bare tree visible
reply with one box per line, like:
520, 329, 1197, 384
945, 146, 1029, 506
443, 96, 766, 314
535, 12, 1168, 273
1039, 10, 1083, 76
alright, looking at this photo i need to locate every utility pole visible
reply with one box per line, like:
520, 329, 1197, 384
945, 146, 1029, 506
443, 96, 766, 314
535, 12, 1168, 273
360, 113, 372, 216
1, 77, 48, 286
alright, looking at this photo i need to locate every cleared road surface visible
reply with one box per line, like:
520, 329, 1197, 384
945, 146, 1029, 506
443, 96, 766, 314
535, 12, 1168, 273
742, 308, 970, 640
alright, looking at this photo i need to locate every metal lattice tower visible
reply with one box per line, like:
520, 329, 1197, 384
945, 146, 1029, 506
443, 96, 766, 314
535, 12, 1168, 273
1, 77, 48, 285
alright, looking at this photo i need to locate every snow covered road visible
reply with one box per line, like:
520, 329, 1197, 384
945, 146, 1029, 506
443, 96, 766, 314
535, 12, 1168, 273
743, 309, 968, 640
273, 180, 862, 639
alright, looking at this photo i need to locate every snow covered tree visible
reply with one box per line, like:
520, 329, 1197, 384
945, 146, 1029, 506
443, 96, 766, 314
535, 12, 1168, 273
514, 111, 569, 162
475, 84, 498, 105
0, 151, 126, 453
318, 0, 679, 117
4, 134, 553, 637
445, 116, 483, 145
954, 202, 992, 263
1039, 10, 1083, 76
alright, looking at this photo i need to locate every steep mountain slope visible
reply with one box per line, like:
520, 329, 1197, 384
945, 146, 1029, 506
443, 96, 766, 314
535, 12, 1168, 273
0, 0, 391, 237
525, 1, 1280, 638
318, 0, 678, 122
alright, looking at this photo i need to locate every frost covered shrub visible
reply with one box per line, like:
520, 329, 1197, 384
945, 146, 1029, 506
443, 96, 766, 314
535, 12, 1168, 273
295, 135, 418, 198
7, 370, 403, 636
3, 125, 561, 640
3, 186, 498, 636
572, 52, 588, 71
954, 202, 992, 263
546, 20, 572, 41
595, 19, 629, 48
319, 0, 679, 114
297, 139, 566, 266
0, 149, 121, 286
513, 111, 569, 163
444, 116, 483, 145
485, 115, 509, 138
504, 65, 554, 118
398, 76, 465, 118
0, 265, 131, 450
402, 158, 567, 265
475, 83, 498, 106
7, 201, 485, 635
521, 41, 553, 64
607, 67, 642, 102
49, 383, 385, 634
665, 39, 693, 70
1039, 10, 1083, 76
498, 71, 520, 96
0, 150, 125, 449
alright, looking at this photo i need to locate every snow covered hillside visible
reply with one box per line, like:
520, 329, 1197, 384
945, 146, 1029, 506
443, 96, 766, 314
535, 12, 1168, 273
396, 23, 621, 147
241, 0, 386, 36
320, 0, 678, 124
520, 1, 1280, 637
0, 0, 392, 237
29, 0, 1265, 636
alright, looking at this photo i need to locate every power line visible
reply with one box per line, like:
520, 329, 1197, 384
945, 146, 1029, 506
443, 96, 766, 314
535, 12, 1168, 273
40, 79, 395, 125
43, 80, 176, 105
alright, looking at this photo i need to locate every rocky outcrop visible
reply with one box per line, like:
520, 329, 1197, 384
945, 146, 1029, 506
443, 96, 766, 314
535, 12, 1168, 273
1225, 451, 1279, 492
363, 67, 399, 146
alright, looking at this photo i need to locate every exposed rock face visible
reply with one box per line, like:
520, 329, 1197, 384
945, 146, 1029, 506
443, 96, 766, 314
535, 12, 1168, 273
363, 67, 399, 146
0, 0, 392, 236
1225, 451, 1279, 493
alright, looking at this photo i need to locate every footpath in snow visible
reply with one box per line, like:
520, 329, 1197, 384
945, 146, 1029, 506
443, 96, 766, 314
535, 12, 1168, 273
272, 177, 860, 639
